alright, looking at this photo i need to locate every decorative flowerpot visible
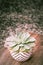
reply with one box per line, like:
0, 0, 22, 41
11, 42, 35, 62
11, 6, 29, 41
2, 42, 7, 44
10, 50, 32, 62
4, 32, 36, 62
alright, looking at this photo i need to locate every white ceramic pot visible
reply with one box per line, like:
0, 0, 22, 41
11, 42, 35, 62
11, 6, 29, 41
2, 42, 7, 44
4, 44, 33, 62
4, 43, 33, 62
9, 49, 32, 62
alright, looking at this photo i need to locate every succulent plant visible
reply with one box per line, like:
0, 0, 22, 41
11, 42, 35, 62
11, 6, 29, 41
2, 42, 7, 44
4, 32, 36, 53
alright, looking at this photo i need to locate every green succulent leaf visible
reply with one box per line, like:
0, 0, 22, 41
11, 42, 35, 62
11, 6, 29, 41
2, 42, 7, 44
23, 41, 35, 44
24, 37, 30, 42
11, 44, 18, 49
23, 49, 30, 52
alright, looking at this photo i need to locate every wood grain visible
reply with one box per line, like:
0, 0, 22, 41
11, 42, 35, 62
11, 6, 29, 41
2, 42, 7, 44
0, 33, 43, 65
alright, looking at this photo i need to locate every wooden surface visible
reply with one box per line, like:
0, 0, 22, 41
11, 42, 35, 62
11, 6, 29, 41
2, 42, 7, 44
0, 33, 43, 65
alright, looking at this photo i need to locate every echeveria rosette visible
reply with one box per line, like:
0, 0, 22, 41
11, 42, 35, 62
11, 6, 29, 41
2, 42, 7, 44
4, 32, 36, 53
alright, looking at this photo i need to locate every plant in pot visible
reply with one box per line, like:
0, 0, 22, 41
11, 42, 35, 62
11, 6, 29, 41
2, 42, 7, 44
4, 32, 36, 62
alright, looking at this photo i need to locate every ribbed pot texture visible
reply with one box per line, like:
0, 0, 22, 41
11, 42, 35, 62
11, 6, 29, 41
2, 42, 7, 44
9, 49, 32, 61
